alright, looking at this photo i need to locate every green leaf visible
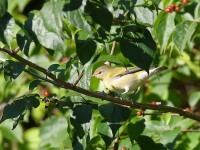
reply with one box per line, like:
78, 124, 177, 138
24, 94, 40, 108
99, 103, 130, 122
172, 20, 198, 53
136, 135, 167, 150
63, 5, 93, 34
160, 127, 181, 145
153, 12, 175, 51
0, 12, 15, 47
29, 80, 41, 90
97, 122, 113, 138
194, 3, 200, 20
70, 105, 92, 138
63, 0, 83, 11
40, 0, 63, 34
128, 118, 145, 142
24, 10, 64, 52
0, 94, 40, 124
39, 117, 71, 148
120, 26, 156, 72
86, 0, 113, 31
134, 0, 154, 27
162, 112, 171, 126
0, 61, 3, 73
87, 135, 106, 150
188, 91, 200, 108
4, 60, 26, 81
0, 0, 8, 18
16, 31, 31, 56
75, 30, 97, 65
0, 99, 26, 123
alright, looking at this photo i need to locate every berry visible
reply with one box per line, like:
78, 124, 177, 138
165, 8, 171, 13
184, 107, 190, 112
137, 110, 143, 116
44, 91, 50, 97
120, 147, 127, 150
170, 4, 176, 10
119, 20, 126, 26
175, 6, 181, 12
151, 101, 157, 105
182, 0, 188, 5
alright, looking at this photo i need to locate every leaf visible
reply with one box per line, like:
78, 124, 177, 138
134, 0, 154, 27
0, 99, 26, 123
16, 31, 31, 56
0, 61, 3, 73
162, 112, 171, 126
75, 30, 97, 65
0, 0, 8, 18
29, 80, 41, 90
24, 10, 64, 52
136, 135, 167, 150
99, 103, 130, 136
40, 0, 63, 34
0, 12, 15, 47
63, 0, 83, 11
153, 12, 175, 52
87, 135, 106, 150
24, 94, 40, 108
86, 0, 113, 31
188, 91, 200, 108
64, 8, 93, 35
70, 105, 92, 138
120, 26, 156, 72
97, 122, 113, 138
160, 127, 181, 145
99, 103, 130, 122
0, 94, 40, 124
172, 20, 198, 53
128, 118, 145, 142
40, 117, 70, 148
4, 60, 26, 81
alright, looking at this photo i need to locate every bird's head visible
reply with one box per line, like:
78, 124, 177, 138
92, 65, 111, 80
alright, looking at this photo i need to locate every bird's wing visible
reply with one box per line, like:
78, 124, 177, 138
111, 67, 143, 78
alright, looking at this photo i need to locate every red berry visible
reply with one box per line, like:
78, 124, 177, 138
170, 4, 176, 10
120, 147, 127, 150
119, 20, 126, 25
182, 0, 188, 5
175, 6, 181, 12
137, 110, 143, 116
165, 8, 171, 13
151, 101, 157, 105
44, 91, 50, 97
184, 107, 190, 112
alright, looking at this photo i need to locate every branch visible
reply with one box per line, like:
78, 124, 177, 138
1, 48, 200, 121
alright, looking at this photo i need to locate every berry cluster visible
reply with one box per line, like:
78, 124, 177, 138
165, 0, 189, 13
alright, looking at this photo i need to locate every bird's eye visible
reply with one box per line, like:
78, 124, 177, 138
98, 71, 102, 74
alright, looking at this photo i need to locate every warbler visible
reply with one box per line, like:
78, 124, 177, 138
92, 65, 168, 94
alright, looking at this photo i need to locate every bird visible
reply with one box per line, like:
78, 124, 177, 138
92, 65, 168, 94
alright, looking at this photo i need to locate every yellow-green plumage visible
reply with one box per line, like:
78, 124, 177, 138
92, 65, 168, 94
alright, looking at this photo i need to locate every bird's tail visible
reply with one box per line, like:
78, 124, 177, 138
149, 66, 168, 75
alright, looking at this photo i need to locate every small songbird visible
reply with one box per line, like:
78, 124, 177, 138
92, 65, 168, 94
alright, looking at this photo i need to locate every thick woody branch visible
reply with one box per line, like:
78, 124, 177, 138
1, 48, 200, 121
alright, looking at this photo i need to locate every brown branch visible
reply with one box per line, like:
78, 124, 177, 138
1, 48, 200, 121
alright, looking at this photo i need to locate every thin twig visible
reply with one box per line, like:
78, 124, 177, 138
182, 130, 200, 133
24, 69, 63, 88
1, 47, 200, 121
13, 47, 20, 53
73, 70, 84, 86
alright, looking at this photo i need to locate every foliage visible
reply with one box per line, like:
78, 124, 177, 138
0, 0, 200, 150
